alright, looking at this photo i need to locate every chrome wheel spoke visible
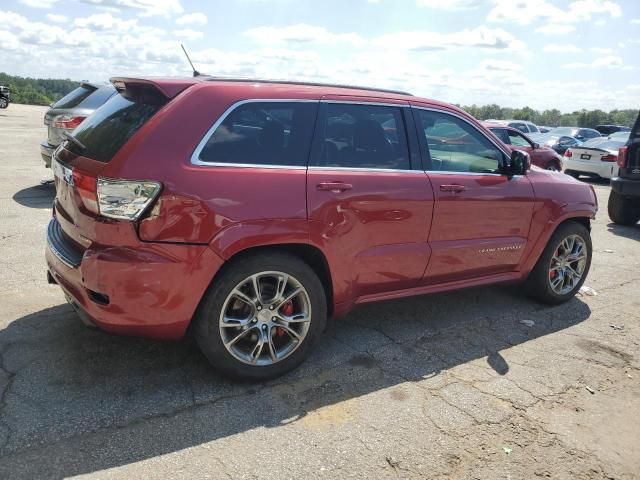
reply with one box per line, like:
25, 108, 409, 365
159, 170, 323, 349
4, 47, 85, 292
219, 270, 312, 366
548, 234, 588, 295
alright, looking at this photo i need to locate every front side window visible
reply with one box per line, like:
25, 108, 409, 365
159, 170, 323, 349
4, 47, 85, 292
416, 110, 505, 173
198, 102, 317, 166
528, 124, 539, 133
507, 130, 532, 148
312, 103, 410, 170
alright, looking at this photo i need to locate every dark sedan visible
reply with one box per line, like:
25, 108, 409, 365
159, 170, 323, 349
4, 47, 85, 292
529, 133, 582, 155
549, 127, 601, 142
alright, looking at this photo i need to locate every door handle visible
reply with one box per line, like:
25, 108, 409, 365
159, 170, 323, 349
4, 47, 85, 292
317, 182, 353, 193
440, 184, 466, 193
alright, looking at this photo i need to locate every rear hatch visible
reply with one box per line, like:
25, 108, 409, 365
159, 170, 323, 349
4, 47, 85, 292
44, 83, 116, 147
52, 80, 175, 249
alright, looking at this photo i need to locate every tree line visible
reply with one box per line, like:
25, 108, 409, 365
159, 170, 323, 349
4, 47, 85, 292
0, 72, 81, 106
460, 103, 639, 129
1, 72, 637, 128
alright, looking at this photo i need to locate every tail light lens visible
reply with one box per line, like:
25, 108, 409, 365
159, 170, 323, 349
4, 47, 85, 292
97, 178, 162, 220
617, 146, 628, 168
565, 149, 573, 158
52, 115, 86, 130
601, 154, 617, 162
72, 169, 98, 214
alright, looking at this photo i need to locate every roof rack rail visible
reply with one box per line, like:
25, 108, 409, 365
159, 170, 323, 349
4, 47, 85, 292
201, 76, 413, 96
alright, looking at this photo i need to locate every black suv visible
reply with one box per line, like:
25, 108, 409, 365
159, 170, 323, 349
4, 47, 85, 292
0, 86, 9, 109
609, 112, 640, 225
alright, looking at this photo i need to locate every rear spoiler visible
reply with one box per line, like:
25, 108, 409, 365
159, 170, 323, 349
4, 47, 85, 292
110, 77, 201, 99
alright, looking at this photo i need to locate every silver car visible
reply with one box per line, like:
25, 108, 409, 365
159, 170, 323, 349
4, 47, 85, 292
40, 82, 116, 167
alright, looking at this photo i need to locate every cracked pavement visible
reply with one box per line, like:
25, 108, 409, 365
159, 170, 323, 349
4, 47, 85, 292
0, 104, 638, 479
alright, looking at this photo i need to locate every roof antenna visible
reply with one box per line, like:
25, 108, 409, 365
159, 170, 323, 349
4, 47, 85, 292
181, 44, 200, 77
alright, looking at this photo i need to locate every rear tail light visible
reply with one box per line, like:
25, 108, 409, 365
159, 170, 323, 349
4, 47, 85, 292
565, 149, 573, 158
617, 146, 628, 168
72, 169, 99, 214
96, 178, 162, 220
601, 154, 617, 162
51, 115, 86, 130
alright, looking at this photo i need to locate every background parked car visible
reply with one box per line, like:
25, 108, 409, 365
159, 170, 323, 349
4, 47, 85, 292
484, 122, 563, 171
40, 82, 116, 167
549, 126, 601, 142
595, 124, 631, 136
538, 126, 552, 133
486, 119, 540, 135
529, 133, 582, 155
0, 86, 10, 109
564, 136, 629, 180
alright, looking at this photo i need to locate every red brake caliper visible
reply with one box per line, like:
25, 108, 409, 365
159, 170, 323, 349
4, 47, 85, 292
276, 301, 294, 337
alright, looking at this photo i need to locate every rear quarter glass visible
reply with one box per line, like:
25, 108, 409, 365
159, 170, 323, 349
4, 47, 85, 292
66, 89, 165, 162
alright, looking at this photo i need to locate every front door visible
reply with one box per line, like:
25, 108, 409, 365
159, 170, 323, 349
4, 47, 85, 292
307, 99, 434, 299
412, 107, 535, 284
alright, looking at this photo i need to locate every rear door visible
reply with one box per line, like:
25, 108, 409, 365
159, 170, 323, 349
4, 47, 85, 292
306, 98, 434, 298
412, 106, 535, 284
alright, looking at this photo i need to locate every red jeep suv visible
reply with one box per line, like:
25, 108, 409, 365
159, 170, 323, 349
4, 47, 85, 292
46, 77, 597, 380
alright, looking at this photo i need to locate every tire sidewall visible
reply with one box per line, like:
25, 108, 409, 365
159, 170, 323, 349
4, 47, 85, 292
194, 253, 327, 380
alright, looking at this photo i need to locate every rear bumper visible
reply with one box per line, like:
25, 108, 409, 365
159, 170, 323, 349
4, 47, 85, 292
40, 141, 54, 168
563, 157, 618, 179
45, 217, 224, 340
611, 176, 640, 197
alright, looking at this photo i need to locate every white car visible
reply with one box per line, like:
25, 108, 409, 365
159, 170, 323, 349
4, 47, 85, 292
563, 134, 629, 180
486, 119, 540, 135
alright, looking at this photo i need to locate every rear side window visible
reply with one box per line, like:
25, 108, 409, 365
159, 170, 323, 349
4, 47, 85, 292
509, 122, 528, 133
312, 103, 410, 170
490, 127, 510, 144
65, 89, 165, 162
528, 124, 539, 133
76, 86, 115, 109
198, 102, 318, 167
52, 85, 96, 109
416, 110, 504, 173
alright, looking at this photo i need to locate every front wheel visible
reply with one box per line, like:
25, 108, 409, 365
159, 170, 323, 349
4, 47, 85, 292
608, 190, 640, 226
0, 98, 8, 109
545, 162, 561, 172
193, 253, 327, 380
525, 221, 592, 304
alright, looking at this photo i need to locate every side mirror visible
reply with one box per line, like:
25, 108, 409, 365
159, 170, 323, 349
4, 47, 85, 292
509, 150, 530, 175
533, 142, 540, 149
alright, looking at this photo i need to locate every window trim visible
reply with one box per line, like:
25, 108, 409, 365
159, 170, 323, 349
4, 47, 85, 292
190, 98, 319, 168
308, 100, 415, 172
411, 106, 511, 175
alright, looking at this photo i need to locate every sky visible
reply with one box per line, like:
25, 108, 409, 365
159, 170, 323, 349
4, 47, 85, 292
1, 0, 639, 112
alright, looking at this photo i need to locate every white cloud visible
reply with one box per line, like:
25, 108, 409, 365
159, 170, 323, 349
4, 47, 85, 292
415, 0, 482, 10
479, 59, 523, 71
77, 0, 183, 17
535, 24, 576, 35
631, 18, 640, 24
591, 47, 613, 54
489, 0, 621, 26
46, 13, 67, 23
543, 43, 582, 53
245, 24, 365, 46
74, 13, 122, 30
565, 55, 625, 69
172, 29, 203, 41
175, 12, 207, 26
19, 0, 59, 7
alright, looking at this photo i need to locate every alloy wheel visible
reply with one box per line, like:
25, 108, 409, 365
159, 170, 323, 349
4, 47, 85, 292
219, 271, 312, 366
548, 234, 587, 295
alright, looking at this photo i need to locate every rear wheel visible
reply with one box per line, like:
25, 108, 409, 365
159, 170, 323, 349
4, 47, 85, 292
193, 253, 327, 380
0, 98, 7, 109
525, 221, 592, 304
608, 190, 640, 226
565, 170, 580, 179
545, 162, 561, 171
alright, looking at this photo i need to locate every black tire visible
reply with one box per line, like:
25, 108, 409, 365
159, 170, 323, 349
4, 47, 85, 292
525, 221, 592, 305
0, 98, 7, 109
193, 252, 327, 381
545, 162, 560, 172
565, 170, 580, 179
608, 190, 640, 226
